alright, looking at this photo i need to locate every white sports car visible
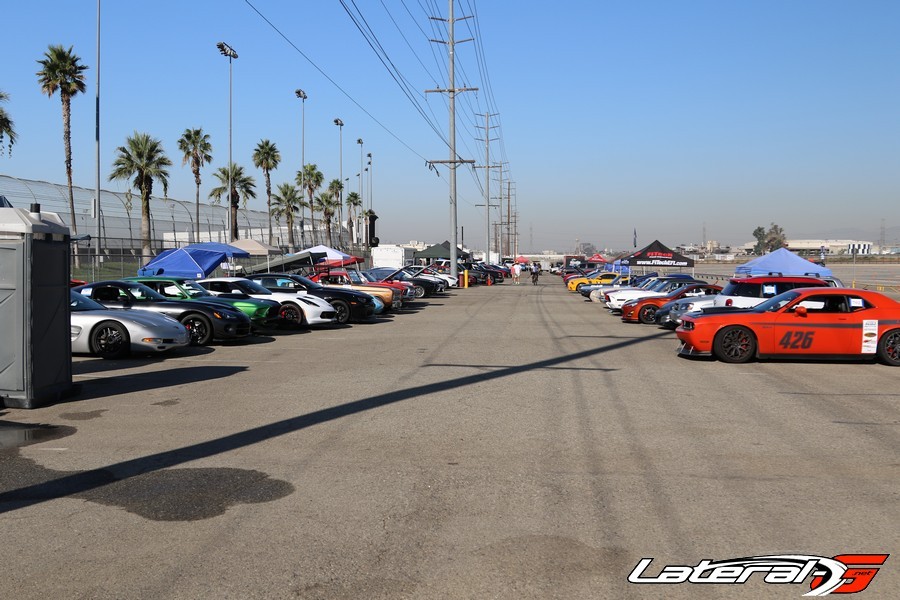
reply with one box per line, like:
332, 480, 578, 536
70, 291, 190, 359
198, 277, 337, 326
604, 279, 701, 311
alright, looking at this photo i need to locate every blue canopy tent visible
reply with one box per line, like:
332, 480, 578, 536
734, 248, 832, 277
137, 243, 250, 278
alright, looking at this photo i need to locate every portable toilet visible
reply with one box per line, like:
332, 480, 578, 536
0, 204, 72, 408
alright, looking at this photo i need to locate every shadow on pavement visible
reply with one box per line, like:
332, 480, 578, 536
0, 332, 666, 514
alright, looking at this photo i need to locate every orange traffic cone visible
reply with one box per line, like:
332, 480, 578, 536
486, 275, 493, 286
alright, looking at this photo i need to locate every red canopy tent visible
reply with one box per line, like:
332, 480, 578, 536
514, 255, 529, 264
312, 256, 364, 276
586, 253, 606, 264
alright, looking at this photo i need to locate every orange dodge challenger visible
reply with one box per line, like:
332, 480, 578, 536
676, 287, 900, 365
621, 283, 721, 324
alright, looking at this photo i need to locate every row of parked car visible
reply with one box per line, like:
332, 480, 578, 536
69, 265, 458, 359
561, 267, 900, 366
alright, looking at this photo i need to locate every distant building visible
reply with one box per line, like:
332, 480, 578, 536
739, 239, 875, 256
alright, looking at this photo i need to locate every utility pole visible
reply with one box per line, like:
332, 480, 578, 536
475, 112, 498, 263
493, 162, 508, 257
426, 0, 476, 281
507, 180, 513, 257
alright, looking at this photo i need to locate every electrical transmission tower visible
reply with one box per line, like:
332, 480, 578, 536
426, 0, 477, 280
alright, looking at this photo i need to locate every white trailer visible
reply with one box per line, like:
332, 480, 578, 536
371, 245, 416, 269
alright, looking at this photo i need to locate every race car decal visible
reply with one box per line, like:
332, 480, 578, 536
779, 331, 815, 349
862, 320, 878, 353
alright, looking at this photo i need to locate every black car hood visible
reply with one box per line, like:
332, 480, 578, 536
699, 306, 756, 315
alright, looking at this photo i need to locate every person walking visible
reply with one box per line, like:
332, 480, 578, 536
512, 262, 521, 285
530, 262, 540, 285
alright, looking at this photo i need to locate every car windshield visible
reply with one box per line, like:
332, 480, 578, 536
119, 282, 168, 302
234, 280, 273, 295
666, 286, 694, 298
180, 280, 213, 298
348, 271, 369, 283
293, 275, 323, 290
70, 290, 106, 311
754, 291, 800, 312
647, 279, 672, 292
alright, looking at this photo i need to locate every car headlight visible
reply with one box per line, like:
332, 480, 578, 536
212, 310, 238, 320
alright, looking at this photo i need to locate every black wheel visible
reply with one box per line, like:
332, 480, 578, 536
638, 305, 658, 324
712, 326, 756, 363
414, 286, 426, 298
279, 302, 304, 327
575, 283, 584, 292
877, 328, 900, 366
181, 313, 214, 346
90, 320, 130, 359
331, 299, 350, 324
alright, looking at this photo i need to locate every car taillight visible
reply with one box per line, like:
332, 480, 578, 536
725, 298, 732, 306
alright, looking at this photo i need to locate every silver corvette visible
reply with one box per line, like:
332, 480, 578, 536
70, 291, 190, 359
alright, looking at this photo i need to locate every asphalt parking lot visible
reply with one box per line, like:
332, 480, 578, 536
1, 277, 898, 599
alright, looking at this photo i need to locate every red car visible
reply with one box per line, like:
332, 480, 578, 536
621, 284, 721, 324
676, 287, 900, 365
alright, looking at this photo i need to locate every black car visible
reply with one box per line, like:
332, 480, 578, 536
459, 262, 502, 284
72, 280, 251, 345
246, 273, 376, 324
365, 267, 444, 297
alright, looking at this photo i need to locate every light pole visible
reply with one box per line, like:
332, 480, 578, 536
217, 41, 238, 242
295, 88, 307, 246
334, 118, 343, 248
367, 152, 373, 214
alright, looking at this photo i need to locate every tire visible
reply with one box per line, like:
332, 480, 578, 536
877, 328, 900, 366
279, 302, 304, 327
712, 326, 756, 364
575, 283, 584, 292
90, 320, 130, 359
414, 286, 426, 298
638, 305, 658, 324
331, 299, 350, 324
181, 313, 214, 346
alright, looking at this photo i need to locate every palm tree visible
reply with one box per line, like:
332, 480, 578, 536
177, 128, 213, 243
208, 163, 256, 241
270, 183, 303, 251
314, 192, 340, 248
0, 90, 17, 156
327, 178, 344, 246
252, 139, 281, 247
36, 45, 88, 238
345, 191, 362, 247
108, 132, 172, 260
296, 164, 323, 245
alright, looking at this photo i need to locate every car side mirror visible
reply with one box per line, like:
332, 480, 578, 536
794, 305, 807, 317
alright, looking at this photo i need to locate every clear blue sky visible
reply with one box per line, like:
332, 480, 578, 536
2, 1, 899, 252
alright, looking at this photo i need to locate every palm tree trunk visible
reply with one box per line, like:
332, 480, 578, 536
308, 195, 317, 245
62, 94, 80, 269
194, 181, 200, 243
230, 190, 239, 241
141, 186, 152, 261
287, 214, 295, 250
265, 170, 272, 246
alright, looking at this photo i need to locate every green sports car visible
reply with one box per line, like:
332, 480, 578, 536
126, 276, 282, 329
